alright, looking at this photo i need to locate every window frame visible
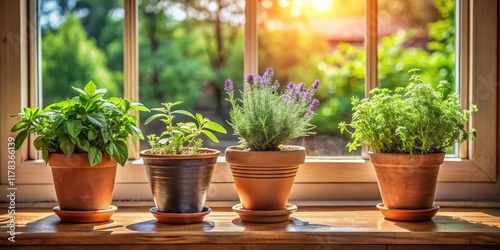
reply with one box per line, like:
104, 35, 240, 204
1, 0, 498, 203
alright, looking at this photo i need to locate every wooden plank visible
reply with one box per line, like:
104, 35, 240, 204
1, 207, 499, 247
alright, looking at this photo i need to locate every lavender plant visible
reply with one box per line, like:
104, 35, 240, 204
225, 68, 320, 151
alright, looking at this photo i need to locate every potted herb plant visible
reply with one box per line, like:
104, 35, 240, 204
140, 101, 227, 224
339, 69, 477, 221
11, 81, 149, 222
224, 68, 320, 223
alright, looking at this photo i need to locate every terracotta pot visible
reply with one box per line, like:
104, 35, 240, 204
225, 146, 306, 210
369, 152, 445, 210
49, 153, 117, 211
140, 149, 220, 213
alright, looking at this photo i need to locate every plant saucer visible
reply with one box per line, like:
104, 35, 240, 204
376, 203, 439, 222
232, 203, 297, 223
150, 206, 211, 224
53, 205, 117, 223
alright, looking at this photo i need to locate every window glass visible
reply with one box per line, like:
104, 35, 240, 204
378, 0, 455, 90
138, 0, 244, 152
378, 0, 457, 155
40, 0, 124, 107
258, 0, 366, 156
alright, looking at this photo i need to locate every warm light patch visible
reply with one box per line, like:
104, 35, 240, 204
311, 0, 331, 11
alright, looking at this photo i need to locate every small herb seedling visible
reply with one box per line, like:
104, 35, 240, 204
145, 101, 227, 155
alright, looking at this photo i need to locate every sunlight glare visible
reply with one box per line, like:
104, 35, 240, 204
311, 0, 331, 12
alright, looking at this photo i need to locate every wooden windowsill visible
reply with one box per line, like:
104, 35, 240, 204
2, 206, 500, 249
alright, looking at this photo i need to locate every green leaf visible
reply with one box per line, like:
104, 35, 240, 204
204, 121, 227, 134
52, 114, 65, 129
84, 80, 97, 95
87, 113, 107, 128
11, 121, 30, 132
95, 88, 107, 95
202, 130, 220, 143
106, 141, 118, 156
125, 123, 144, 139
14, 130, 28, 150
128, 103, 149, 112
112, 140, 128, 166
24, 107, 39, 118
101, 130, 110, 143
145, 113, 168, 125
196, 113, 203, 125
60, 135, 75, 156
78, 139, 90, 151
65, 119, 83, 138
88, 130, 98, 141
173, 110, 196, 120
71, 86, 87, 96
150, 107, 166, 113
42, 148, 49, 164
89, 146, 103, 166
33, 137, 44, 150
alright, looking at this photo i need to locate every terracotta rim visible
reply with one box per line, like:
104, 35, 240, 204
368, 152, 445, 166
225, 145, 306, 166
48, 153, 116, 169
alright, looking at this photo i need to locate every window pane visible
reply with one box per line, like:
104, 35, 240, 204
378, 0, 457, 155
40, 0, 124, 107
378, 0, 455, 89
138, 0, 244, 152
258, 0, 365, 156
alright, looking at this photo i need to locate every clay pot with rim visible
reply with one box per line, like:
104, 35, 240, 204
369, 152, 444, 221
49, 153, 117, 211
140, 148, 219, 214
225, 145, 306, 211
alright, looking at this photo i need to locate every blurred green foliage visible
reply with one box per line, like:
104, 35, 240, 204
40, 0, 455, 141
313, 0, 456, 135
42, 14, 121, 106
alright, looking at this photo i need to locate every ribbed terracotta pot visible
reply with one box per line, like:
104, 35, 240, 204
140, 149, 219, 213
225, 145, 306, 210
49, 153, 117, 211
369, 152, 445, 209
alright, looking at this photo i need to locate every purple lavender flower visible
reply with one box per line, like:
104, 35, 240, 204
246, 74, 254, 84
297, 83, 305, 92
224, 79, 234, 93
263, 68, 274, 78
310, 98, 320, 111
313, 79, 320, 90
305, 98, 320, 118
287, 81, 295, 91
302, 89, 313, 102
253, 75, 262, 87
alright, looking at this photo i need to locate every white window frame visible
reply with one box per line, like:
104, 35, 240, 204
0, 0, 498, 204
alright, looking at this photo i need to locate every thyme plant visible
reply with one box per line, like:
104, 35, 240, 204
145, 101, 227, 155
11, 81, 149, 166
225, 68, 320, 151
339, 69, 477, 154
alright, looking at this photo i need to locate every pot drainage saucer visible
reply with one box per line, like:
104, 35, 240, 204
376, 203, 439, 222
150, 206, 211, 224
53, 205, 117, 223
232, 203, 297, 223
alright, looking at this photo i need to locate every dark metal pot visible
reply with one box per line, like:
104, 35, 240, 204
140, 149, 220, 213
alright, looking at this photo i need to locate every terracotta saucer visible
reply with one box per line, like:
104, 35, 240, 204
232, 203, 297, 223
53, 205, 117, 223
150, 206, 211, 224
376, 203, 439, 222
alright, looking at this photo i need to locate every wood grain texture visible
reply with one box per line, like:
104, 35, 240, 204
1, 206, 499, 249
